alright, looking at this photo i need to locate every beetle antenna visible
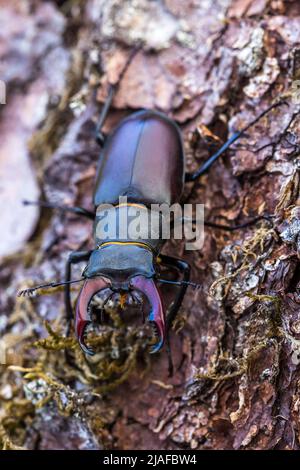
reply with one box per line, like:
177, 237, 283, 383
157, 278, 201, 290
18, 278, 85, 298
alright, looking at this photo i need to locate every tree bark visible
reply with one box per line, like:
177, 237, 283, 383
0, 0, 300, 450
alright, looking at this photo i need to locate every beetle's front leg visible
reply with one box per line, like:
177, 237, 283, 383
158, 255, 191, 329
158, 255, 191, 376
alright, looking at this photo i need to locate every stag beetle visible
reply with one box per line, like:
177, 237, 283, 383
19, 50, 284, 364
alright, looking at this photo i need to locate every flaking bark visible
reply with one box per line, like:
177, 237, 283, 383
0, 0, 300, 450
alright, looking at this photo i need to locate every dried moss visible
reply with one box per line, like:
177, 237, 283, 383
0, 301, 154, 450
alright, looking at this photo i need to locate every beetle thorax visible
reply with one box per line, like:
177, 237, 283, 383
94, 202, 164, 252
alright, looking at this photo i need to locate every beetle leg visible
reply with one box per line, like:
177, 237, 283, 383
203, 215, 274, 231
158, 255, 191, 376
185, 100, 288, 182
95, 46, 141, 146
165, 335, 174, 378
175, 214, 273, 233
23, 200, 95, 220
158, 255, 191, 331
95, 84, 114, 146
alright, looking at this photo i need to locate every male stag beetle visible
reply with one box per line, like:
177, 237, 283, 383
19, 49, 285, 364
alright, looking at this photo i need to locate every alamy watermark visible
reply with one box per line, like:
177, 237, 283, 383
95, 197, 205, 251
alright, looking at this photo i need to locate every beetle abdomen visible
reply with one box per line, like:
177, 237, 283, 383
93, 109, 185, 206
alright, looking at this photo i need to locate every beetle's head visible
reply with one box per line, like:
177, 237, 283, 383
76, 244, 165, 355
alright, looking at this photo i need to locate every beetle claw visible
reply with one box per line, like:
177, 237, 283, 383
150, 341, 164, 354
75, 277, 111, 355
149, 321, 164, 354
130, 276, 165, 354
78, 322, 95, 356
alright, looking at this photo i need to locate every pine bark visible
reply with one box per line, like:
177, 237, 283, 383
1, 0, 300, 450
